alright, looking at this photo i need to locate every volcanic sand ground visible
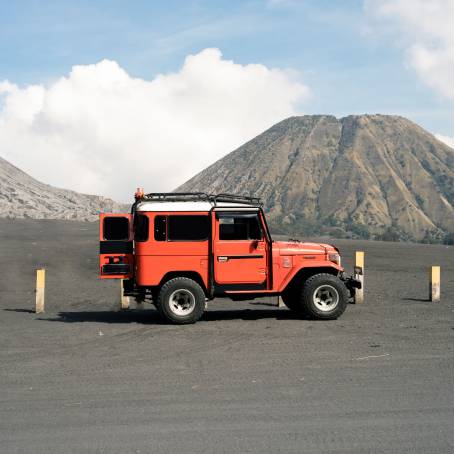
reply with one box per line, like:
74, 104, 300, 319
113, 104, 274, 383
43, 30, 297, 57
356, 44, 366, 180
1, 219, 453, 453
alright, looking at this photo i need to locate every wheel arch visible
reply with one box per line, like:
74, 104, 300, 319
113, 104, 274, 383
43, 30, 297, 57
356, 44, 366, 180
158, 271, 208, 296
282, 266, 340, 294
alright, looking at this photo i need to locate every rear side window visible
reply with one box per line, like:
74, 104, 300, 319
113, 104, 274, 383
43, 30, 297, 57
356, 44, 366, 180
103, 217, 129, 241
154, 216, 167, 241
219, 214, 262, 240
169, 215, 209, 240
154, 215, 209, 241
134, 214, 149, 242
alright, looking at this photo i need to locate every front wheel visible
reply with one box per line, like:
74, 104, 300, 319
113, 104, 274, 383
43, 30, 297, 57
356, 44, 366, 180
301, 273, 348, 320
156, 277, 205, 324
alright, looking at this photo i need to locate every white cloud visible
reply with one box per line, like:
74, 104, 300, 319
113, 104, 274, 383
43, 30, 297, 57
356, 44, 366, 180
365, 0, 454, 99
435, 133, 454, 148
0, 48, 309, 201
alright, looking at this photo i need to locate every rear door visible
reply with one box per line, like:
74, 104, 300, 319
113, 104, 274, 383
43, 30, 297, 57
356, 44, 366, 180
213, 212, 268, 289
99, 213, 133, 279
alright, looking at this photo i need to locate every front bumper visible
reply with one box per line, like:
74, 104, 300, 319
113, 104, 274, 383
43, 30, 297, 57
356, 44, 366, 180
340, 273, 362, 298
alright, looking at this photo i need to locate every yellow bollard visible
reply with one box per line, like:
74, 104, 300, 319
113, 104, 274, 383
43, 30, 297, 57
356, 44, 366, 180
277, 295, 286, 308
354, 251, 364, 304
35, 269, 45, 313
120, 279, 130, 310
430, 266, 440, 302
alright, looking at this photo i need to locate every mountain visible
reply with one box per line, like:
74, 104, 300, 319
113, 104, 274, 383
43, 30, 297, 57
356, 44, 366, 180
178, 115, 454, 242
0, 156, 128, 221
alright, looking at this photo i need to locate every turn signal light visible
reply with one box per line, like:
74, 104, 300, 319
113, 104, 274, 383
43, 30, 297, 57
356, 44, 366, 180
328, 253, 341, 266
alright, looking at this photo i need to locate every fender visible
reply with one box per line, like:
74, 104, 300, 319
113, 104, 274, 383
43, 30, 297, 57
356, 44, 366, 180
278, 262, 342, 293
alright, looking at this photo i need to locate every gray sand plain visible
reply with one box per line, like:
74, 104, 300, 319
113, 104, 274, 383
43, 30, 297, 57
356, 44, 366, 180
1, 219, 453, 453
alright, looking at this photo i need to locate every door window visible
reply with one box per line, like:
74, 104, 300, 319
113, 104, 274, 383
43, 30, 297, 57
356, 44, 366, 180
103, 217, 129, 240
218, 214, 262, 240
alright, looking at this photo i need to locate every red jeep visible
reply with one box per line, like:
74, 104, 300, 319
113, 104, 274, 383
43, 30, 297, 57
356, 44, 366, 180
99, 192, 359, 324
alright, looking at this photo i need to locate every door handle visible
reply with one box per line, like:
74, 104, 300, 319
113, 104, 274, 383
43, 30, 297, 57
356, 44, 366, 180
218, 256, 228, 262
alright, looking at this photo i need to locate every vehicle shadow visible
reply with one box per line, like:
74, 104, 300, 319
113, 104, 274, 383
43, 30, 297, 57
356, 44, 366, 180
4, 308, 36, 313
38, 310, 164, 324
204, 308, 308, 321
401, 297, 431, 303
37, 307, 310, 324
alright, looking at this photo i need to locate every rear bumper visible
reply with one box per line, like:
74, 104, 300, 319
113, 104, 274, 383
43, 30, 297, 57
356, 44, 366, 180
101, 264, 131, 275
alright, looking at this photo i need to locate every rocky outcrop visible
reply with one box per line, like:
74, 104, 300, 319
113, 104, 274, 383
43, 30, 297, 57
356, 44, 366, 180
0, 156, 128, 221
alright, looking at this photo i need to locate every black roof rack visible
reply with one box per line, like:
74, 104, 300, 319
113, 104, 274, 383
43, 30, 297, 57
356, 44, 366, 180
212, 193, 261, 206
143, 192, 210, 202
141, 192, 262, 206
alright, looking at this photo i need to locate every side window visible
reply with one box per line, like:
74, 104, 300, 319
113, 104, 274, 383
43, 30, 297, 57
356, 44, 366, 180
103, 217, 129, 241
168, 215, 209, 241
154, 216, 167, 241
219, 214, 262, 240
134, 214, 149, 242
154, 215, 209, 241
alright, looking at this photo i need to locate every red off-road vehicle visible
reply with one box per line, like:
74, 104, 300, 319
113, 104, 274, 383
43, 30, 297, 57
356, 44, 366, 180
99, 191, 360, 324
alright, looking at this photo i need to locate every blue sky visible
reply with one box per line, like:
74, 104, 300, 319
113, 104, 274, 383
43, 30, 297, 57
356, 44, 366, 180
1, 0, 452, 135
0, 0, 453, 199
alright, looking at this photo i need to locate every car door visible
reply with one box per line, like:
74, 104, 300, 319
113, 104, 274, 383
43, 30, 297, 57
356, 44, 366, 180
99, 213, 133, 279
213, 211, 268, 288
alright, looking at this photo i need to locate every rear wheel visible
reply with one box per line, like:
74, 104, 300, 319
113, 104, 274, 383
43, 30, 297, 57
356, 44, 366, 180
156, 277, 205, 324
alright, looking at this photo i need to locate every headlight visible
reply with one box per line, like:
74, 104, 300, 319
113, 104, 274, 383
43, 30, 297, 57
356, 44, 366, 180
328, 253, 341, 266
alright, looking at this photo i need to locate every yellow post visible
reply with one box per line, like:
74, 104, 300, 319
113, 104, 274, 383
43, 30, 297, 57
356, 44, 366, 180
354, 251, 364, 304
277, 295, 286, 308
35, 269, 45, 313
120, 279, 130, 310
430, 266, 440, 302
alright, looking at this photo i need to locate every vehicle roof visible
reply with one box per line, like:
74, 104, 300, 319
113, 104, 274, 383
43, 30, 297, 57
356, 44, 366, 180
136, 201, 259, 212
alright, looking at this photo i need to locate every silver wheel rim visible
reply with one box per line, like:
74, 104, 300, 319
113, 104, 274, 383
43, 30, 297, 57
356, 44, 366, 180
313, 285, 339, 312
168, 289, 196, 316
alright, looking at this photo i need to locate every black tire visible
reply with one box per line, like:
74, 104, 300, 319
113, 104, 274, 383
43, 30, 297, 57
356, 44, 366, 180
156, 277, 205, 324
300, 273, 348, 320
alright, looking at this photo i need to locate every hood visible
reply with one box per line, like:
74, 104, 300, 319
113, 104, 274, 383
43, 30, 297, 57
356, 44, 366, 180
273, 240, 337, 256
